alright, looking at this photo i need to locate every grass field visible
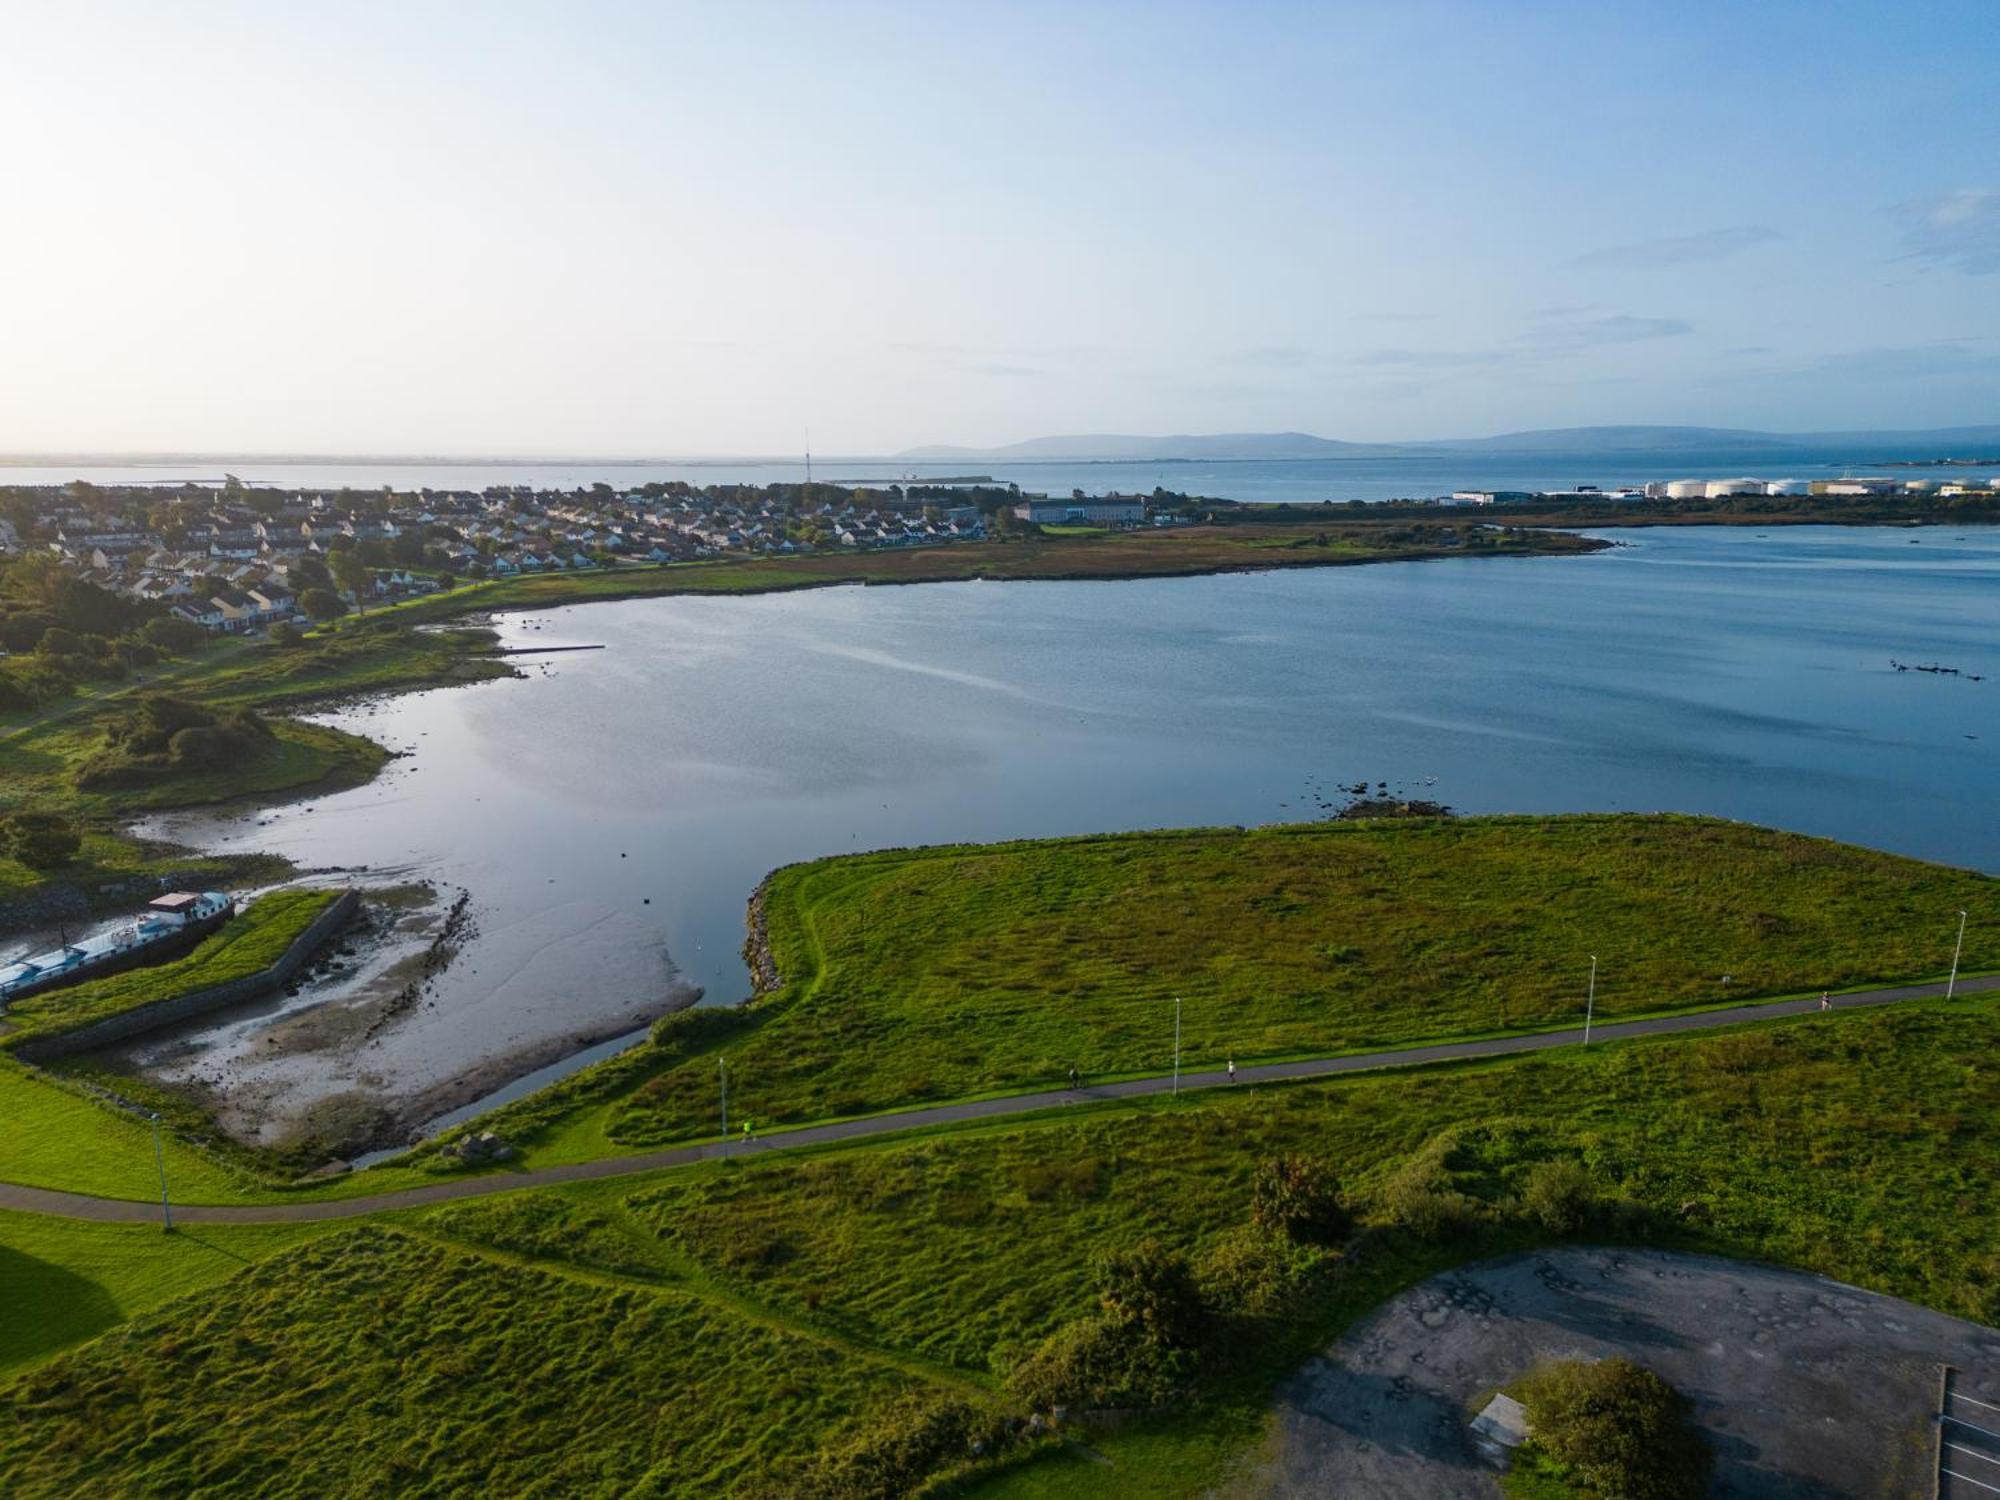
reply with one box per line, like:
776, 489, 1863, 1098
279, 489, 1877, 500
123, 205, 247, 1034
474, 815, 1998, 1154
0, 1214, 328, 1378
5, 991, 1993, 1497
0, 1055, 261, 1201
0, 887, 341, 1039
0, 1224, 1008, 1499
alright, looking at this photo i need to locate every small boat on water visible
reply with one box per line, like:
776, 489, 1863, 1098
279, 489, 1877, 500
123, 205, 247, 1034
0, 891, 235, 1007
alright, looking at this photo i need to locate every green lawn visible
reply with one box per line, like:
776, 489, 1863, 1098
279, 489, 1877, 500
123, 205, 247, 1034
485, 815, 1997, 1154
1, 887, 341, 1040
0, 1056, 260, 1202
0, 1213, 328, 1378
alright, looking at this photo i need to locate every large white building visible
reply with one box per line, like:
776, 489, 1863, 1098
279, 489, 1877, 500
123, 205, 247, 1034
1015, 496, 1148, 527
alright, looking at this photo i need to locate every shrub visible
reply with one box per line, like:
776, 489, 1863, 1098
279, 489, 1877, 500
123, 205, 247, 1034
1516, 1358, 1711, 1500
35, 625, 80, 656
271, 621, 305, 647
1522, 1159, 1595, 1234
1003, 1311, 1194, 1413
1251, 1154, 1352, 1246
1196, 1227, 1330, 1320
786, 1396, 991, 1500
1, 810, 81, 870
1095, 1238, 1205, 1350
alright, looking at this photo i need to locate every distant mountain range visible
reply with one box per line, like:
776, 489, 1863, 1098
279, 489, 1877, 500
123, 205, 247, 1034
897, 425, 2000, 462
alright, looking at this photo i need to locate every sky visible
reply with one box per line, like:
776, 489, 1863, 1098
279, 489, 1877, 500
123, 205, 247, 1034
2, 0, 1996, 456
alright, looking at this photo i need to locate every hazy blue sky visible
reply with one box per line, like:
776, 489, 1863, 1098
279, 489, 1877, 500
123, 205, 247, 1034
3, 1, 1996, 455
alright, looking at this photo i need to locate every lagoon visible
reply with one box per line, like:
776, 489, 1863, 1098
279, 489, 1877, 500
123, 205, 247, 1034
137, 525, 2000, 1144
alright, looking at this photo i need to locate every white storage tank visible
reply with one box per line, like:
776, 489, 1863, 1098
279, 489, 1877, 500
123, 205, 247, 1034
1764, 478, 1808, 496
1704, 477, 1763, 498
1664, 479, 1708, 500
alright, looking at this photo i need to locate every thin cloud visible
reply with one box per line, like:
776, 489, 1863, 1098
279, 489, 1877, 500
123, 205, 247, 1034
1514, 313, 1693, 351
1892, 189, 2000, 275
1567, 226, 1783, 270
1233, 346, 1315, 369
1353, 312, 1692, 372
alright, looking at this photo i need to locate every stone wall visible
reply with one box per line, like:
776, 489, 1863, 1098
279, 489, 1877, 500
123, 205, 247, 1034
16, 888, 360, 1060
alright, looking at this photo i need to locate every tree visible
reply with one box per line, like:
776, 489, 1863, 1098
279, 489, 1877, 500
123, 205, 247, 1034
328, 550, 370, 612
289, 554, 332, 590
140, 615, 207, 654
300, 588, 348, 622
2, 810, 81, 870
1250, 1155, 1352, 1246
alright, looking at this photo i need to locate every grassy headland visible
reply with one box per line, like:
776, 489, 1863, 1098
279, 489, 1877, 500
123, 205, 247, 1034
449, 814, 1996, 1160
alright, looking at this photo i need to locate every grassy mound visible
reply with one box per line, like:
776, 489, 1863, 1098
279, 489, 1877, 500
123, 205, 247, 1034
0, 1226, 997, 1499
589, 814, 1996, 1147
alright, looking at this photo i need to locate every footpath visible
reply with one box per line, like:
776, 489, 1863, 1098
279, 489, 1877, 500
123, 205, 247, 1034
3, 971, 1994, 1226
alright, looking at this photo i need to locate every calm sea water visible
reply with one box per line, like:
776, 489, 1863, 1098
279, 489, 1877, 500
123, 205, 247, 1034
9, 451, 1999, 503
137, 525, 2000, 1129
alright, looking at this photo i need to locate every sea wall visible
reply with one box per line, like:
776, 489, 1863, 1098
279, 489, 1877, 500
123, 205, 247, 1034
15, 889, 360, 1060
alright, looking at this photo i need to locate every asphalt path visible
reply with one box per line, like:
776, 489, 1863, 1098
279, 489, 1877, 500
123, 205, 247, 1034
4, 972, 1994, 1226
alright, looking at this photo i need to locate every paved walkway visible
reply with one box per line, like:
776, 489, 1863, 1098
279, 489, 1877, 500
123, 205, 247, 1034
3, 972, 1993, 1226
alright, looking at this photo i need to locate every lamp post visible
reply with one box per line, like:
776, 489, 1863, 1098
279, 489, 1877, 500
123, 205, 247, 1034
1583, 956, 1598, 1048
1172, 996, 1182, 1097
1948, 910, 1968, 999
150, 1112, 173, 1233
719, 1059, 728, 1152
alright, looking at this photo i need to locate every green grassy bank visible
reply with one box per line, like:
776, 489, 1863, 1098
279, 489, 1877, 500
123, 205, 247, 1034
453, 814, 1996, 1161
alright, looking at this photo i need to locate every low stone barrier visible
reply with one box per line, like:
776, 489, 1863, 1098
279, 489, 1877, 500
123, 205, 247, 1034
15, 889, 360, 1060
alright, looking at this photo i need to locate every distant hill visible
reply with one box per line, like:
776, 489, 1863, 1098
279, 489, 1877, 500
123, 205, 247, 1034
896, 432, 1400, 461
897, 424, 2000, 462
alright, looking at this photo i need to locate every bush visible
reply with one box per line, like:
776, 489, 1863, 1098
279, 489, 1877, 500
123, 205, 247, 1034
1, 810, 82, 870
0, 611, 53, 653
1516, 1358, 1711, 1500
1523, 1159, 1595, 1234
1005, 1238, 1206, 1412
1003, 1311, 1194, 1413
786, 1396, 991, 1500
1251, 1154, 1352, 1246
1196, 1227, 1330, 1320
1095, 1238, 1205, 1350
35, 625, 80, 656
76, 696, 280, 789
271, 621, 305, 647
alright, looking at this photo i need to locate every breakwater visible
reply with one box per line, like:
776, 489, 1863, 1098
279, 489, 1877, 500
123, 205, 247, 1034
15, 889, 360, 1060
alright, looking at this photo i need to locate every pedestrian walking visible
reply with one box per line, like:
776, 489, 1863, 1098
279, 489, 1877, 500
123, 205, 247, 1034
1227, 1058, 1237, 1084
742, 1118, 754, 1145
1819, 991, 1831, 1013
1066, 1065, 1079, 1091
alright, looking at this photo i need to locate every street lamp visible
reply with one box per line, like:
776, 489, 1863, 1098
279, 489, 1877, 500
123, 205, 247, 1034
1172, 996, 1182, 1097
1948, 910, 1968, 999
1583, 956, 1598, 1048
150, 1112, 173, 1233
719, 1058, 729, 1150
